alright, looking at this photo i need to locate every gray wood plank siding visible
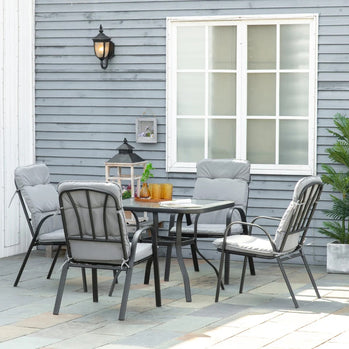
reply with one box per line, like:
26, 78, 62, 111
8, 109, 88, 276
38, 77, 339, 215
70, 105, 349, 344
35, 0, 349, 264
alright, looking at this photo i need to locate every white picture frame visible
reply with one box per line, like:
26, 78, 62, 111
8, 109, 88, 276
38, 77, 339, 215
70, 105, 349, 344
136, 117, 157, 143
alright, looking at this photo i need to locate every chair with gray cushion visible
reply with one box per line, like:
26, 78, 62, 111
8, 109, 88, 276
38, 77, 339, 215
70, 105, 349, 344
53, 181, 161, 321
214, 176, 323, 308
13, 163, 68, 287
165, 159, 255, 284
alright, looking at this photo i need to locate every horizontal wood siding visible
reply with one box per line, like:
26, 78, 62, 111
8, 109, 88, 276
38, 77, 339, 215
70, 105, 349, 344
35, 0, 349, 265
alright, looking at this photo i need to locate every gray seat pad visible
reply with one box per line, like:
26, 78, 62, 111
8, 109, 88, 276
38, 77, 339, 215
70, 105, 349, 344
38, 229, 65, 243
171, 223, 243, 236
213, 235, 274, 257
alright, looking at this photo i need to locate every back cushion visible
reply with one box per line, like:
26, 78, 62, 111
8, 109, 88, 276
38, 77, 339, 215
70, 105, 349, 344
193, 177, 248, 224
59, 182, 131, 261
197, 159, 250, 182
15, 163, 50, 188
273, 200, 299, 252
15, 164, 62, 234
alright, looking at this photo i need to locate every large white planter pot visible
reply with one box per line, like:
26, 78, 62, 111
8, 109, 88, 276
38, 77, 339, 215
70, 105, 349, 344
327, 242, 349, 274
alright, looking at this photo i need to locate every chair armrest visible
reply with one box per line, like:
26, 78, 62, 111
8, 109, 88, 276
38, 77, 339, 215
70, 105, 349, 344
129, 225, 156, 264
251, 216, 281, 224
225, 206, 248, 235
132, 225, 154, 244
35, 210, 61, 237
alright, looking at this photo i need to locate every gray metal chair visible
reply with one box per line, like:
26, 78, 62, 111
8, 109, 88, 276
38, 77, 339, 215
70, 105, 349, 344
214, 176, 323, 308
165, 159, 255, 284
53, 181, 161, 321
13, 163, 70, 287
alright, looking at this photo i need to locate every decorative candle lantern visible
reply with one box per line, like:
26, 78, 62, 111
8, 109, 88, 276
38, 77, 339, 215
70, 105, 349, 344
105, 138, 147, 198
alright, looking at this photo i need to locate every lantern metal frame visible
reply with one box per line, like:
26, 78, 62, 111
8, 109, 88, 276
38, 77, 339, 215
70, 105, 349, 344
92, 24, 115, 70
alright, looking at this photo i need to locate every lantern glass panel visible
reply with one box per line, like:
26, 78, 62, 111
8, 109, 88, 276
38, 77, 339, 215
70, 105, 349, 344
94, 42, 110, 58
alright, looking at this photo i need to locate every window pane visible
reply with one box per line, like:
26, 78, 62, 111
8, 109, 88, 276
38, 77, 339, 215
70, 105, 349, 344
280, 24, 309, 70
280, 73, 308, 116
209, 73, 236, 115
248, 25, 276, 69
247, 73, 276, 116
208, 119, 236, 158
208, 26, 236, 69
177, 119, 205, 162
247, 120, 275, 164
177, 26, 205, 69
177, 73, 205, 115
279, 120, 308, 165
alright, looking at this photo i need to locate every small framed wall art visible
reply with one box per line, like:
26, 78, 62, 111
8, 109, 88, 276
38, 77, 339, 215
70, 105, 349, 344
136, 117, 157, 143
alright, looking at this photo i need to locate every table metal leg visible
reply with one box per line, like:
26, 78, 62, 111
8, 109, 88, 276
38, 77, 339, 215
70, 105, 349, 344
176, 213, 192, 302
152, 212, 162, 307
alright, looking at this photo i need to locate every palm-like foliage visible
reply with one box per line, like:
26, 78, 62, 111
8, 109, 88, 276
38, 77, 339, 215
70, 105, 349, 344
321, 113, 349, 243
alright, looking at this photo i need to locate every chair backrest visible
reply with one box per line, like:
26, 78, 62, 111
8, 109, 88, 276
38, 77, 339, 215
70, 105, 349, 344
58, 181, 131, 264
273, 176, 323, 253
14, 163, 62, 236
192, 159, 250, 224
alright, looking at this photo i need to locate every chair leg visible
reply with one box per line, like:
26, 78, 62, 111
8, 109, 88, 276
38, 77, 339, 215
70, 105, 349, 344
224, 252, 230, 284
109, 269, 121, 297
119, 268, 133, 321
191, 242, 200, 272
300, 250, 321, 299
82, 268, 88, 292
92, 268, 98, 303
277, 258, 299, 308
53, 262, 69, 315
13, 239, 37, 287
47, 245, 62, 279
248, 256, 256, 275
164, 245, 172, 281
215, 250, 226, 302
144, 258, 152, 284
239, 256, 248, 294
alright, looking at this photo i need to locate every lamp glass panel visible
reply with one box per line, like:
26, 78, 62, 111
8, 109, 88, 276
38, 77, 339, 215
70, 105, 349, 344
94, 42, 110, 58
177, 119, 205, 162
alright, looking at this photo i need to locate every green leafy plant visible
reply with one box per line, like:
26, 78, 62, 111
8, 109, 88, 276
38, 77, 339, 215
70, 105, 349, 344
141, 162, 154, 183
320, 113, 349, 243
122, 185, 131, 199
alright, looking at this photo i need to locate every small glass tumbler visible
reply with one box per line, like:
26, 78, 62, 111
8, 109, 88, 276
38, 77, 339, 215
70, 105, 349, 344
151, 183, 161, 200
161, 183, 173, 200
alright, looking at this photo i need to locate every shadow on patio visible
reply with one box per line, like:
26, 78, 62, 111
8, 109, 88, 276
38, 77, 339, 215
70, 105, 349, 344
0, 251, 348, 349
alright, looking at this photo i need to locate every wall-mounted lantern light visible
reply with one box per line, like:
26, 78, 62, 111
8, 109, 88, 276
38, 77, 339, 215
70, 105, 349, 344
92, 25, 115, 69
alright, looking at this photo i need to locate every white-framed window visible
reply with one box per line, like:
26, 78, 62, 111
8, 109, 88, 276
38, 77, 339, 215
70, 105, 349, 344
166, 14, 318, 175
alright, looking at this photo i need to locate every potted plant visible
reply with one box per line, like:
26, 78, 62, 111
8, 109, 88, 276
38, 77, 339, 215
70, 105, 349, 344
320, 113, 349, 273
139, 162, 154, 198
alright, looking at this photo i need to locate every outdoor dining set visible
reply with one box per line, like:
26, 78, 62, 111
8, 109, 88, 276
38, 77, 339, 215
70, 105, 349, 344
12, 158, 323, 320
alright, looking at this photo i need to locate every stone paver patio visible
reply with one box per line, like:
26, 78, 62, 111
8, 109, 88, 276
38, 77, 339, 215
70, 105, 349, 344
0, 251, 348, 348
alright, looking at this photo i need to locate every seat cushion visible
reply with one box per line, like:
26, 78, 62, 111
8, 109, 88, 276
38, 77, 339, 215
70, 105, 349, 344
134, 243, 153, 262
171, 223, 243, 236
38, 229, 65, 243
68, 240, 152, 265
213, 235, 274, 257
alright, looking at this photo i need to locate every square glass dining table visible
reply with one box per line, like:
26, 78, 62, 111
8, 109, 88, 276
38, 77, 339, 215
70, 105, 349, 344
122, 198, 235, 302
